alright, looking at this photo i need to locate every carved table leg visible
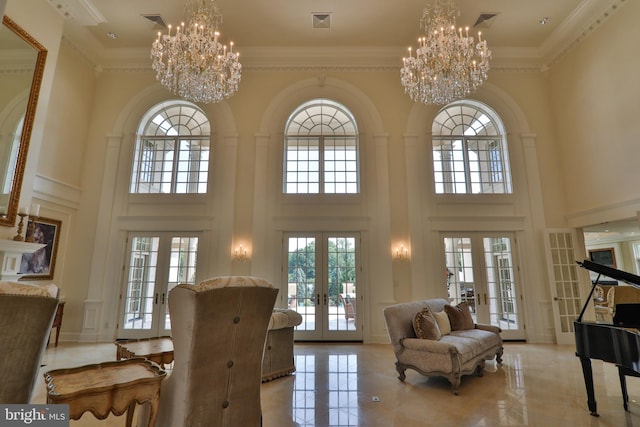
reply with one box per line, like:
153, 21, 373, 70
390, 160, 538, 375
126, 402, 136, 427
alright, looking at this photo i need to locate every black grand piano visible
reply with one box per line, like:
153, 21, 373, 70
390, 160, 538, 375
575, 259, 640, 416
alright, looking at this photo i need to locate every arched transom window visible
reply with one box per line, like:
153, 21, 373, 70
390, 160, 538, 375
131, 101, 210, 194
432, 101, 511, 194
284, 99, 359, 194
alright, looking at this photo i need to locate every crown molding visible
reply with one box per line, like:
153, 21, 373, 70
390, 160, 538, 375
540, 0, 628, 68
60, 0, 629, 74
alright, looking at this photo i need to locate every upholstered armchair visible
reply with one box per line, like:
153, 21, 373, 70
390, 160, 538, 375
153, 276, 278, 427
0, 281, 59, 403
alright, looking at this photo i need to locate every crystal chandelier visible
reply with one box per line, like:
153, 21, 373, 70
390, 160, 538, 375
400, 0, 491, 105
151, 0, 242, 104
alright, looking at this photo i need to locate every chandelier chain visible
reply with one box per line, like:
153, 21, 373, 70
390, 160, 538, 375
151, 0, 242, 104
400, 0, 491, 105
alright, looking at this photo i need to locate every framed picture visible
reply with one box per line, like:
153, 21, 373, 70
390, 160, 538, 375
18, 216, 61, 280
589, 247, 616, 268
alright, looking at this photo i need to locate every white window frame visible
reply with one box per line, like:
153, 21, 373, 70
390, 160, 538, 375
131, 101, 211, 194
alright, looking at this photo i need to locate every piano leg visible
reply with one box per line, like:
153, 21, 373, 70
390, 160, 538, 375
579, 356, 599, 416
618, 365, 630, 411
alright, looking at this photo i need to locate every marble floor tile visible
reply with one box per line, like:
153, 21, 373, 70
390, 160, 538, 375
30, 342, 640, 426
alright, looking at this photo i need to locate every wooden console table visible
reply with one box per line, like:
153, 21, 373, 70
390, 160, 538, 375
115, 337, 174, 368
44, 358, 166, 427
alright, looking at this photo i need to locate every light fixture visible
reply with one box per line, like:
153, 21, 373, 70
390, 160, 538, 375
400, 0, 491, 105
151, 0, 242, 104
394, 245, 410, 262
233, 244, 248, 262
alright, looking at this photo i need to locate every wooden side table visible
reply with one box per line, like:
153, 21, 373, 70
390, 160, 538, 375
44, 358, 166, 427
115, 337, 174, 368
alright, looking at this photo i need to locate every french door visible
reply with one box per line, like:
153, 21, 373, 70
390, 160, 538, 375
116, 232, 199, 339
544, 229, 585, 345
443, 232, 524, 340
284, 232, 362, 341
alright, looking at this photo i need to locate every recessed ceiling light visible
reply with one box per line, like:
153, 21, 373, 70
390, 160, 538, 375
540, 17, 550, 25
107, 32, 117, 39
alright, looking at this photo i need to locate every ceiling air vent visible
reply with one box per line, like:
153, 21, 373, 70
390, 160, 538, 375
473, 13, 499, 29
142, 14, 168, 29
312, 13, 332, 29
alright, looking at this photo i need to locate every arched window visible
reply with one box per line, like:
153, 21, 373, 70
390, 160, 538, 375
432, 101, 511, 194
284, 99, 359, 194
130, 101, 210, 194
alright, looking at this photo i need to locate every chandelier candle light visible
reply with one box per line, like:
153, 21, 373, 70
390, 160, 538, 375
151, 0, 242, 104
400, 0, 491, 105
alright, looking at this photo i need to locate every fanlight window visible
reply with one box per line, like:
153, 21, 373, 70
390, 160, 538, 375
131, 102, 210, 194
284, 99, 359, 194
432, 101, 511, 194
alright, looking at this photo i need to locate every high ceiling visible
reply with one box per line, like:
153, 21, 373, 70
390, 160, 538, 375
50, 0, 625, 69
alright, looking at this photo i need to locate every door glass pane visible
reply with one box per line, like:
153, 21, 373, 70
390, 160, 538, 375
164, 236, 198, 330
483, 237, 519, 331
123, 237, 159, 330
327, 237, 356, 331
288, 237, 316, 331
444, 237, 476, 319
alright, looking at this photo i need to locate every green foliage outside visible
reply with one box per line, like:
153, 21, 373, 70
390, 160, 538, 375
287, 238, 356, 307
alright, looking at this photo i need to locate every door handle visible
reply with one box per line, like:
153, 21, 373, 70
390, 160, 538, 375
324, 293, 327, 306
155, 293, 158, 304
162, 293, 166, 304
316, 293, 320, 305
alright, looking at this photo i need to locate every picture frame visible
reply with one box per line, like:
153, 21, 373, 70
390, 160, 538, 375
18, 216, 61, 280
588, 247, 616, 268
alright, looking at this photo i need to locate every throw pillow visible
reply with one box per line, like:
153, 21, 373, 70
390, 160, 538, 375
412, 306, 441, 340
445, 302, 475, 331
433, 310, 451, 335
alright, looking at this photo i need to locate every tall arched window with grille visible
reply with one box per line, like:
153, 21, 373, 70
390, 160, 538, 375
432, 101, 512, 194
131, 101, 210, 194
284, 99, 359, 194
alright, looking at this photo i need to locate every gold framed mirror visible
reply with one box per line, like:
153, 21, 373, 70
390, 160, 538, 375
0, 16, 47, 227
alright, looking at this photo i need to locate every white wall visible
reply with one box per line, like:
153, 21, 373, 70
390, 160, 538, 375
10, 0, 640, 345
549, 0, 640, 228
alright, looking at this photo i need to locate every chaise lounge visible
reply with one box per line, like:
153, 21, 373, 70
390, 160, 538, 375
383, 298, 503, 394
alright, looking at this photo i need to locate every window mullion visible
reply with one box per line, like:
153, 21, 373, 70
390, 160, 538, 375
319, 136, 325, 194
171, 137, 180, 193
462, 137, 472, 193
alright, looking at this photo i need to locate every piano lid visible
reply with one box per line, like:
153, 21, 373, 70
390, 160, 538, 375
575, 259, 640, 323
577, 259, 640, 287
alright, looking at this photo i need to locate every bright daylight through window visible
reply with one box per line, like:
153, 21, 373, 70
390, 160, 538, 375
131, 102, 210, 194
432, 101, 511, 194
284, 99, 359, 194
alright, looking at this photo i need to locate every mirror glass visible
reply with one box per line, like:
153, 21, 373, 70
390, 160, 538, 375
0, 16, 47, 227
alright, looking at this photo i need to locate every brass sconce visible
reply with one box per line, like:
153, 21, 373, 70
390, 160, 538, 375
394, 244, 410, 262
233, 244, 249, 262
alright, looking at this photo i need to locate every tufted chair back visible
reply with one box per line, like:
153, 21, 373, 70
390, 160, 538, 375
0, 282, 59, 403
155, 276, 278, 427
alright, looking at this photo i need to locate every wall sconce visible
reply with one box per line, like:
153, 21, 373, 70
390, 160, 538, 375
394, 244, 410, 262
233, 244, 249, 262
